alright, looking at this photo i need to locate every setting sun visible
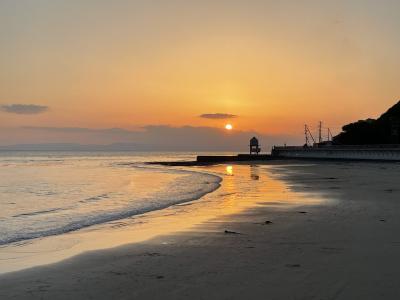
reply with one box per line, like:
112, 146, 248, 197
225, 124, 233, 130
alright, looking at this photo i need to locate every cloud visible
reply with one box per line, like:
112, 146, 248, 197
199, 113, 238, 119
1, 104, 48, 114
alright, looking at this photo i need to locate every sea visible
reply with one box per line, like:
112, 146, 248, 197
0, 151, 228, 247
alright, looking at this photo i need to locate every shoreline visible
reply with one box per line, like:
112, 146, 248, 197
2, 161, 400, 299
0, 163, 303, 274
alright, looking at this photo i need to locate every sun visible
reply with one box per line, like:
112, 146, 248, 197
225, 124, 233, 130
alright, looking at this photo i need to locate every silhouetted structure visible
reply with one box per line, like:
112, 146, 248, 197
272, 101, 400, 161
249, 137, 261, 155
333, 101, 400, 144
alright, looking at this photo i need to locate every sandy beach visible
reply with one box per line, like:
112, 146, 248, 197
1, 161, 400, 299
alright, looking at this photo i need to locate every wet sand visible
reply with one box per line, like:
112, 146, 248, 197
1, 161, 400, 299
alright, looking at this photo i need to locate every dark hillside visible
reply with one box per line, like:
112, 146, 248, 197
333, 101, 400, 144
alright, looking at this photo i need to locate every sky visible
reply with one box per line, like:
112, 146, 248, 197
1, 0, 400, 150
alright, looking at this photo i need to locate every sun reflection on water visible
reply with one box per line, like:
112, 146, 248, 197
226, 165, 233, 176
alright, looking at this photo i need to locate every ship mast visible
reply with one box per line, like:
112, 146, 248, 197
304, 124, 315, 146
318, 121, 322, 143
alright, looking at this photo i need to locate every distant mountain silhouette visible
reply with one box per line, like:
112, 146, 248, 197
333, 101, 400, 145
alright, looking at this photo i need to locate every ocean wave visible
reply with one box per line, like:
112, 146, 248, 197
0, 167, 222, 246
80, 193, 110, 203
12, 208, 63, 218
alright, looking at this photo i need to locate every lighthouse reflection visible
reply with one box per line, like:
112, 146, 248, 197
250, 165, 260, 180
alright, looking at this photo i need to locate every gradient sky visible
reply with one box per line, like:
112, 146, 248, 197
1, 0, 400, 148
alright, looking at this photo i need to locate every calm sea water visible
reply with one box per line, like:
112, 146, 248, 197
0, 152, 229, 246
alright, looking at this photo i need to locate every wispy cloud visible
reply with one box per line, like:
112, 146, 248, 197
1, 104, 48, 114
199, 113, 238, 119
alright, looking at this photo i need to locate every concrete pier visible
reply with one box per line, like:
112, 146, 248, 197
272, 146, 400, 161
196, 154, 273, 163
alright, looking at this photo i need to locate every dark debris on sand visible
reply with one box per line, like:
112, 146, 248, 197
224, 230, 241, 235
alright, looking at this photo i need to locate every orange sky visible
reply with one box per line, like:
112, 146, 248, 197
1, 0, 400, 145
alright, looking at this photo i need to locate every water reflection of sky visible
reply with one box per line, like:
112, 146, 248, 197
0, 163, 324, 274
